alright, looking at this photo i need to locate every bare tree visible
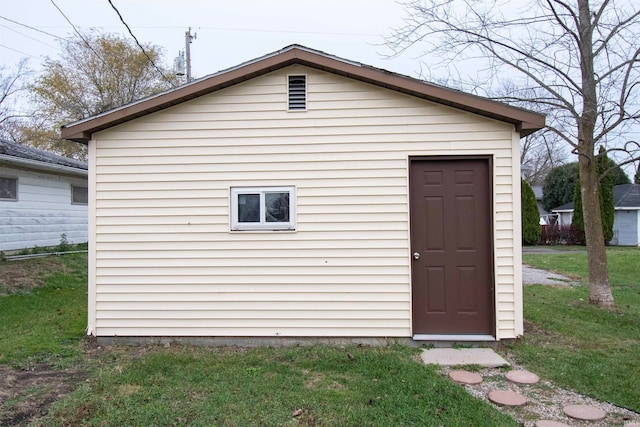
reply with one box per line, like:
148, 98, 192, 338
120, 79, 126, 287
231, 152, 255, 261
521, 129, 566, 185
420, 72, 567, 186
386, 0, 640, 307
0, 59, 30, 139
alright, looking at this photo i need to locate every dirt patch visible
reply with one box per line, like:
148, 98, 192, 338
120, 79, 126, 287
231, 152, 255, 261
0, 257, 70, 295
0, 364, 86, 426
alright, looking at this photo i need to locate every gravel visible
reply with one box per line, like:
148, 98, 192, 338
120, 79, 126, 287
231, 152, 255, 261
440, 360, 640, 426
515, 252, 637, 425
523, 265, 581, 286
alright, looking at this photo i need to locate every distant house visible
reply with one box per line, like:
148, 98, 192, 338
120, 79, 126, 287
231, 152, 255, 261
552, 201, 574, 228
530, 185, 555, 225
0, 139, 88, 252
611, 184, 640, 246
61, 45, 545, 342
551, 184, 640, 246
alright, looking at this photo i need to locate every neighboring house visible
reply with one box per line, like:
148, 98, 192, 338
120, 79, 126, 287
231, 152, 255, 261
531, 185, 556, 225
552, 201, 574, 228
611, 184, 640, 246
551, 184, 640, 246
62, 45, 545, 342
0, 139, 88, 252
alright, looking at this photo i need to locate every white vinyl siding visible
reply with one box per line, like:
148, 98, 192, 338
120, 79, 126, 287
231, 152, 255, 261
90, 65, 521, 339
0, 166, 88, 251
612, 209, 640, 246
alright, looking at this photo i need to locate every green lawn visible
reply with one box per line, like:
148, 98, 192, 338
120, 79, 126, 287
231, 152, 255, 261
3, 248, 638, 425
38, 345, 518, 427
515, 247, 640, 412
1, 254, 518, 427
0, 254, 87, 368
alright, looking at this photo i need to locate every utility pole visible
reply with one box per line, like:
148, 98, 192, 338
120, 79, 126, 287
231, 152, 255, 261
185, 27, 196, 82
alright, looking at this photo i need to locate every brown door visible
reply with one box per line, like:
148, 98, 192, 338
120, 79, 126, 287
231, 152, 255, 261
410, 158, 494, 336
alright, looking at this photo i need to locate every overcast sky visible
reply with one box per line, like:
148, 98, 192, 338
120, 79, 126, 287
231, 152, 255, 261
1, 0, 421, 80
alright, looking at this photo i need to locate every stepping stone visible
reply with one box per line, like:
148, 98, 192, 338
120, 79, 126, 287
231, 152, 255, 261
535, 421, 571, 427
449, 370, 483, 384
488, 390, 527, 406
506, 369, 539, 384
563, 404, 606, 421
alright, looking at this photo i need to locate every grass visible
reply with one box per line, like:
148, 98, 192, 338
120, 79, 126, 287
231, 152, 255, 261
3, 247, 638, 424
1, 254, 518, 427
524, 246, 640, 289
0, 253, 87, 368
513, 246, 640, 412
37, 346, 517, 427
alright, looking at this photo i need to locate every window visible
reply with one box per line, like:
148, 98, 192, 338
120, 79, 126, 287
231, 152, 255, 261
231, 186, 295, 231
72, 185, 88, 205
288, 75, 306, 110
0, 177, 17, 200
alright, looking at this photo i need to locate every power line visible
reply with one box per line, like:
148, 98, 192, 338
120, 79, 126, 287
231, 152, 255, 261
0, 43, 43, 61
0, 15, 64, 40
48, 0, 132, 87
0, 17, 378, 42
196, 26, 379, 37
106, 0, 176, 88
10, 23, 378, 38
1, 25, 62, 51
48, 0, 109, 64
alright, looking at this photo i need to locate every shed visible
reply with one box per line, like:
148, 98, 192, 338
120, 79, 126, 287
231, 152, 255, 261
611, 184, 640, 246
552, 184, 640, 246
0, 139, 88, 252
62, 45, 545, 343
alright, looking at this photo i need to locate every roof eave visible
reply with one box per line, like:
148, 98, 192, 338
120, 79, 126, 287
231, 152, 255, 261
61, 46, 545, 143
62, 50, 302, 144
0, 154, 88, 177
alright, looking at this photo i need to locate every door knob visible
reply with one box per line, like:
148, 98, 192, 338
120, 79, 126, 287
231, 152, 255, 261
413, 252, 420, 260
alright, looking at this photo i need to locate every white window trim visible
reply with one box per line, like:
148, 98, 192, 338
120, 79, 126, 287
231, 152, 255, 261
230, 186, 296, 231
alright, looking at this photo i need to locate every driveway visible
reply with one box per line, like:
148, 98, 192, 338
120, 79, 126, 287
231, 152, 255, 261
522, 265, 580, 286
522, 246, 583, 286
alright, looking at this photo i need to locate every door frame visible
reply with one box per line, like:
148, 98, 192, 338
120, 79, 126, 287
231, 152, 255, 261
408, 155, 496, 340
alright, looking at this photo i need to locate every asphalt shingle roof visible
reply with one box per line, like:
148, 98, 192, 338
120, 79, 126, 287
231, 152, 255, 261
552, 184, 640, 211
613, 184, 640, 209
0, 139, 87, 170
531, 186, 543, 200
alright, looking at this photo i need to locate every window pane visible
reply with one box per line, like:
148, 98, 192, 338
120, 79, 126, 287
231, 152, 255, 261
265, 192, 289, 222
238, 193, 260, 222
0, 177, 17, 200
72, 186, 88, 204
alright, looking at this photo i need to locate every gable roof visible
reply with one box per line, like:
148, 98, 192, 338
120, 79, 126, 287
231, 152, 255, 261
552, 201, 575, 212
614, 184, 640, 209
61, 45, 545, 143
0, 139, 87, 174
531, 185, 543, 201
552, 184, 640, 212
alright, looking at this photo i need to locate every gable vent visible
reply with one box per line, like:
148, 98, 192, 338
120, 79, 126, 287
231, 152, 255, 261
288, 75, 306, 110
